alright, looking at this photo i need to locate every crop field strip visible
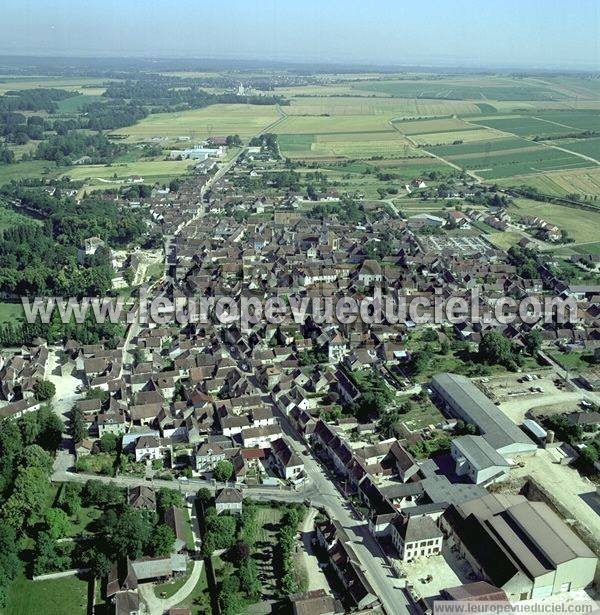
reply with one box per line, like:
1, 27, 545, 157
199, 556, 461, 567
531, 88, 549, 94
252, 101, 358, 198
112, 103, 281, 141
496, 166, 600, 197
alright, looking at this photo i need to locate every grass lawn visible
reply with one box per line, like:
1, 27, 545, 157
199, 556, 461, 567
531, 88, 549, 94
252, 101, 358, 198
172, 565, 211, 613
75, 452, 116, 476
0, 204, 41, 232
512, 198, 600, 243
154, 562, 193, 599
2, 573, 88, 615
487, 231, 523, 250
549, 351, 596, 373
253, 505, 284, 544
0, 301, 25, 325
66, 505, 102, 537
395, 397, 446, 432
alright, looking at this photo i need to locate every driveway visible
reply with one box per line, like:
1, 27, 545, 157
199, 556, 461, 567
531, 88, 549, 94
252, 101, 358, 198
138, 560, 203, 615
298, 507, 329, 593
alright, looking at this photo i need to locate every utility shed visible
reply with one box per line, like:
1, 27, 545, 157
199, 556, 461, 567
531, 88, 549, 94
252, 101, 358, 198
451, 435, 510, 485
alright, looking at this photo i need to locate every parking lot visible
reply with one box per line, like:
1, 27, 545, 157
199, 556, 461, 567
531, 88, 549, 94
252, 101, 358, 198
477, 371, 586, 424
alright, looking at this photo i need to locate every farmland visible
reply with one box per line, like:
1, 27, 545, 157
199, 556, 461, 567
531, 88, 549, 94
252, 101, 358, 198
112, 103, 281, 142
350, 76, 570, 101
512, 198, 600, 243
498, 166, 600, 198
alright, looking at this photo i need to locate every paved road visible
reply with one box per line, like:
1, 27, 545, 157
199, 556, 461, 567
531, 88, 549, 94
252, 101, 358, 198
276, 411, 410, 615
51, 467, 310, 503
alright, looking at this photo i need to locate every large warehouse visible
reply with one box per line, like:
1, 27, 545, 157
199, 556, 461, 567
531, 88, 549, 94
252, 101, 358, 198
442, 494, 597, 600
430, 373, 537, 457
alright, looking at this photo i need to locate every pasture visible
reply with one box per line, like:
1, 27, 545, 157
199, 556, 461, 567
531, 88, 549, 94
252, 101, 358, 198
513, 198, 600, 243
112, 103, 280, 141
56, 93, 105, 113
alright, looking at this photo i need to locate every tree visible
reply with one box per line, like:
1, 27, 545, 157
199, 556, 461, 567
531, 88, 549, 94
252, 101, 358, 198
99, 433, 118, 453
82, 479, 124, 508
71, 407, 88, 444
21, 444, 53, 473
238, 558, 261, 600
85, 547, 112, 579
202, 513, 237, 556
1, 465, 50, 529
227, 541, 250, 566
213, 460, 234, 482
197, 487, 212, 505
0, 524, 21, 608
59, 482, 82, 516
478, 330, 518, 369
148, 523, 175, 557
156, 488, 184, 515
35, 406, 64, 451
106, 507, 153, 560
33, 380, 56, 401
20, 412, 40, 446
44, 507, 70, 540
523, 330, 542, 357
32, 531, 70, 576
408, 348, 433, 375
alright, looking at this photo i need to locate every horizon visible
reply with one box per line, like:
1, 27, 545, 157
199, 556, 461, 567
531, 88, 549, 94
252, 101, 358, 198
1, 0, 598, 71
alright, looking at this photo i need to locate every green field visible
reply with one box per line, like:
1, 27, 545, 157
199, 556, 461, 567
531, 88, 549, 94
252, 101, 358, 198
2, 574, 88, 615
513, 198, 600, 243
556, 137, 600, 160
0, 75, 110, 95
0, 204, 40, 232
392, 117, 478, 135
56, 94, 105, 113
351, 77, 568, 101
0, 302, 25, 326
112, 103, 280, 141
285, 95, 481, 118
448, 145, 593, 179
498, 166, 600, 197
472, 115, 575, 138
429, 136, 532, 157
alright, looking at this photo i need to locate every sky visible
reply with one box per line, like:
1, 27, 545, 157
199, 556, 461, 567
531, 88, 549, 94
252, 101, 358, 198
1, 0, 598, 69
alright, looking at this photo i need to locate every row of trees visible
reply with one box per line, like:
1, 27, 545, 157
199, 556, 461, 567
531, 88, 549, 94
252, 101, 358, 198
0, 407, 64, 604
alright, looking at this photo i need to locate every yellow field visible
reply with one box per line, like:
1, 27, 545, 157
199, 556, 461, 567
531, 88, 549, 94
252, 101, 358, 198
273, 114, 393, 135
411, 128, 505, 146
112, 104, 280, 142
285, 96, 480, 118
487, 231, 523, 250
392, 117, 477, 135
